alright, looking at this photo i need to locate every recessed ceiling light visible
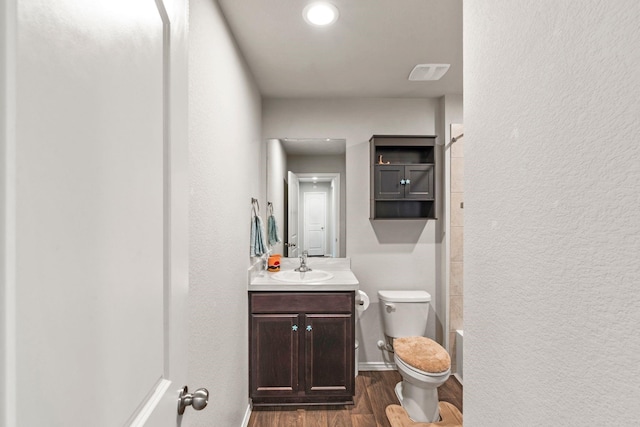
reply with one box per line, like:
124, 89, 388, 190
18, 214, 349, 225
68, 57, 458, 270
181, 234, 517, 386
303, 2, 339, 26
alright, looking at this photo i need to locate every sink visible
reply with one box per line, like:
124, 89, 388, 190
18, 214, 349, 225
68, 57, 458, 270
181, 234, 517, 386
271, 270, 334, 283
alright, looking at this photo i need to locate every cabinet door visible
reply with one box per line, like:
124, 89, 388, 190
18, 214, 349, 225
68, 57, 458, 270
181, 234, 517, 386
374, 165, 404, 199
405, 164, 434, 200
303, 314, 354, 396
250, 314, 300, 397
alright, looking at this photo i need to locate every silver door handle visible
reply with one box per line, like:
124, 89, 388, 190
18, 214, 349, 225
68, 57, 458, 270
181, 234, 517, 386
178, 386, 209, 415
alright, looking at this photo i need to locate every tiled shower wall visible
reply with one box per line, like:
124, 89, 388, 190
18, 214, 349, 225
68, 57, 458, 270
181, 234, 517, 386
450, 123, 464, 373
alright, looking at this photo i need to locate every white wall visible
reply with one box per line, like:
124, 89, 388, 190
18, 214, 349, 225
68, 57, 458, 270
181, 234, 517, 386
465, 1, 640, 425
266, 139, 286, 255
188, 0, 262, 425
263, 98, 442, 367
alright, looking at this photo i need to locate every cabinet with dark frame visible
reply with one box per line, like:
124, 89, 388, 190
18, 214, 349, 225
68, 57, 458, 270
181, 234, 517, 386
249, 291, 355, 406
370, 135, 437, 219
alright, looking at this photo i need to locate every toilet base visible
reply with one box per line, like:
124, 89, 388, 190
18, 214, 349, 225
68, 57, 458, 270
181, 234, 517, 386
394, 381, 440, 423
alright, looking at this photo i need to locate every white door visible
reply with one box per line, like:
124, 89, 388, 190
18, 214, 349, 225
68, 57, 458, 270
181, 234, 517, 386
287, 171, 300, 257
1, 1, 193, 426
304, 192, 327, 256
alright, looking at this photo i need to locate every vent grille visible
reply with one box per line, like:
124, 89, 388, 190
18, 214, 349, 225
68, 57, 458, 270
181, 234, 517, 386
408, 64, 450, 81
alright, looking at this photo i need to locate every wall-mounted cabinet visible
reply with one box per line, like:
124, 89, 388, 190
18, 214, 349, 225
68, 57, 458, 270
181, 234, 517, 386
370, 135, 437, 219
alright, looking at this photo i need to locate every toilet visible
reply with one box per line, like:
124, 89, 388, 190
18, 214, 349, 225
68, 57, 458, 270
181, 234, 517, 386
378, 290, 451, 423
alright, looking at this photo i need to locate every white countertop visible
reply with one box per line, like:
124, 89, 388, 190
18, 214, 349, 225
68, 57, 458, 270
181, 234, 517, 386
248, 257, 359, 291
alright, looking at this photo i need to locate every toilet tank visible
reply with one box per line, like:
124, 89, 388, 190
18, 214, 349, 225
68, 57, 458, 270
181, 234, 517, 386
378, 290, 431, 338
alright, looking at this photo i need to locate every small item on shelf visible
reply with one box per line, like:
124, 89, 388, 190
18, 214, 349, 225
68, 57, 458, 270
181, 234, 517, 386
377, 155, 390, 165
267, 254, 282, 272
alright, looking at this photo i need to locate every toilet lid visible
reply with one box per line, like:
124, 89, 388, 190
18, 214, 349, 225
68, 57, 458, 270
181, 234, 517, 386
377, 290, 431, 302
394, 336, 451, 374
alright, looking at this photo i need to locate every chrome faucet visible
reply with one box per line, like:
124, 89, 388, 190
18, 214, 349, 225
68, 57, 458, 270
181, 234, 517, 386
295, 250, 312, 272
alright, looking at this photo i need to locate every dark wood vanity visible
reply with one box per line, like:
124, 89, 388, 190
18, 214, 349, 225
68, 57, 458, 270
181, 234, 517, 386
249, 291, 355, 406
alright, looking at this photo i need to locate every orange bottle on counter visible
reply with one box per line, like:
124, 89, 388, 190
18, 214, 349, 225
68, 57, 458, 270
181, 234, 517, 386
267, 254, 281, 272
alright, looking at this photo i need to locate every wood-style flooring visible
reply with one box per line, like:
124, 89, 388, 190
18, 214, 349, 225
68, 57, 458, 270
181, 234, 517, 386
247, 371, 462, 427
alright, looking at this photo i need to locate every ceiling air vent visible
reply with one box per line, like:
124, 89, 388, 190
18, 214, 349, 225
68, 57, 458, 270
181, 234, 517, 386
408, 64, 450, 81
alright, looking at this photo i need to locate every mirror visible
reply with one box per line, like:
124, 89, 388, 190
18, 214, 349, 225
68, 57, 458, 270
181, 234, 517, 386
267, 138, 346, 258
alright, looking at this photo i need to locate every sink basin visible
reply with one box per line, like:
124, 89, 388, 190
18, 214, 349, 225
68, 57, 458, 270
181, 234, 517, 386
271, 270, 334, 283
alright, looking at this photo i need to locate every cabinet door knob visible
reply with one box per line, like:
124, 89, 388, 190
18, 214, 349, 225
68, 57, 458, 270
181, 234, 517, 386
405, 179, 411, 184
400, 179, 406, 185
306, 325, 312, 332
292, 325, 298, 331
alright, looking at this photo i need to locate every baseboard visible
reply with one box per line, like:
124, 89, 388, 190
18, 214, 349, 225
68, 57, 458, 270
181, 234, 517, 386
358, 361, 396, 371
241, 403, 251, 427
453, 373, 463, 386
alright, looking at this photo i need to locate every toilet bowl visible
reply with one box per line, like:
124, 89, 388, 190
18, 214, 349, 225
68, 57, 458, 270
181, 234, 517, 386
393, 336, 450, 422
377, 290, 451, 423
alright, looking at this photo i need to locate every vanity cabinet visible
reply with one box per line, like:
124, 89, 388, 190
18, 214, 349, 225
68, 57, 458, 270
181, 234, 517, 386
249, 291, 355, 406
370, 135, 437, 219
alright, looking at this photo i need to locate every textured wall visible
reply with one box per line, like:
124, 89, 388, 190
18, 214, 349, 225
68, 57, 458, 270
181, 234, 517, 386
188, 0, 263, 425
464, 1, 640, 425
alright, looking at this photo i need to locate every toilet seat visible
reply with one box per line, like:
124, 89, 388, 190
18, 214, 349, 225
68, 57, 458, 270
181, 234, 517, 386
394, 336, 451, 374
395, 354, 450, 382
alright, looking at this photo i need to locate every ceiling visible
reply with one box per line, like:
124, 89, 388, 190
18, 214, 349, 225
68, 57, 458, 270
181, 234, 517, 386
216, 0, 463, 99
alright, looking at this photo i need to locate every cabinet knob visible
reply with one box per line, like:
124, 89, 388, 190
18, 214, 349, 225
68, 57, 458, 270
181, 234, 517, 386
400, 179, 406, 185
292, 325, 298, 331
405, 179, 411, 184
306, 325, 312, 332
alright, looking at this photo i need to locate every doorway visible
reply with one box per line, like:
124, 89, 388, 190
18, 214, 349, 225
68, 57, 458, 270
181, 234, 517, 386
289, 173, 340, 258
303, 192, 327, 256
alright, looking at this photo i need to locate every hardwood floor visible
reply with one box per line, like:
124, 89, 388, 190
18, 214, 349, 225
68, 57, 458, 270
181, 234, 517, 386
247, 371, 462, 427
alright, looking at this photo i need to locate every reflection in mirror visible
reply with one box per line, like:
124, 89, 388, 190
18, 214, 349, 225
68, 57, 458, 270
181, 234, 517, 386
267, 138, 346, 258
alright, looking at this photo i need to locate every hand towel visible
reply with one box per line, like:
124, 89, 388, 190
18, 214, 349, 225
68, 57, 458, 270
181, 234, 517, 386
267, 214, 281, 246
250, 215, 268, 257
